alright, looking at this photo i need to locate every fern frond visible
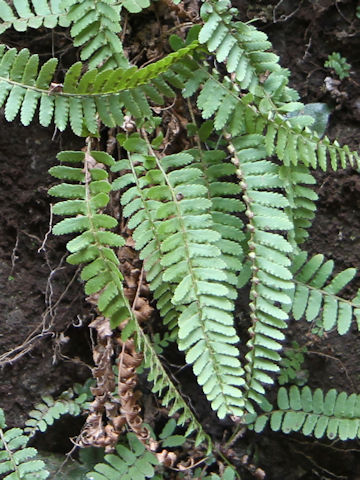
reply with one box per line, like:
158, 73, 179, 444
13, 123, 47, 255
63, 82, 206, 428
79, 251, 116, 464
0, 0, 70, 33
24, 390, 88, 437
199, 0, 281, 92
190, 145, 246, 300
291, 252, 359, 335
63, 0, 127, 70
171, 50, 359, 171
0, 42, 196, 134
279, 164, 318, 245
228, 134, 294, 412
49, 149, 134, 330
253, 386, 360, 441
196, 2, 358, 169
0, 408, 49, 479
113, 134, 245, 419
112, 140, 181, 336
86, 432, 158, 480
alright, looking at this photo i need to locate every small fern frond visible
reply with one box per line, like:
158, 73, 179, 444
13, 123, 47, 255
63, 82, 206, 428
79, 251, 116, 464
24, 390, 88, 437
191, 146, 246, 298
112, 138, 181, 336
228, 134, 294, 412
291, 252, 359, 335
0, 408, 49, 479
63, 0, 127, 70
86, 432, 158, 480
253, 386, 360, 441
0, 0, 70, 33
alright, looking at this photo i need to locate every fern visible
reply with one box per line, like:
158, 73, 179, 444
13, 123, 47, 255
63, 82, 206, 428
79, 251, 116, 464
86, 432, 158, 480
49, 148, 136, 330
112, 134, 246, 419
182, 62, 359, 171
252, 386, 360, 441
291, 252, 359, 335
24, 388, 89, 437
112, 136, 181, 336
0, 408, 49, 479
0, 41, 196, 134
0, 0, 70, 33
49, 147, 211, 447
62, 0, 127, 70
199, 0, 281, 92
278, 341, 308, 387
2, 0, 360, 471
113, 136, 245, 338
226, 134, 293, 412
168, 29, 359, 171
325, 52, 351, 80
279, 164, 318, 246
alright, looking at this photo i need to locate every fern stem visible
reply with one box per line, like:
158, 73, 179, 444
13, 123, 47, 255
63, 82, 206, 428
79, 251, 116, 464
0, 428, 21, 478
279, 166, 298, 253
225, 136, 258, 400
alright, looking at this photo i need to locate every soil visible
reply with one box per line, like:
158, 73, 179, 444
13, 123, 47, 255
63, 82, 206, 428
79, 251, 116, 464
1, 1, 360, 479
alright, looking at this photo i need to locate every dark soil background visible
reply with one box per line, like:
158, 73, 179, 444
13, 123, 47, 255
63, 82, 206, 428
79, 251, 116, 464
1, 1, 360, 479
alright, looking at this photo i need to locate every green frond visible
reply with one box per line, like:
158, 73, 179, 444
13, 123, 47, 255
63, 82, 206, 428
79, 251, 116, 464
24, 390, 88, 437
86, 432, 158, 480
189, 146, 246, 299
0, 408, 49, 479
171, 50, 358, 171
137, 329, 212, 448
199, 0, 280, 92
279, 164, 318, 245
228, 134, 293, 412
64, 0, 127, 70
253, 386, 360, 441
0, 0, 70, 34
49, 149, 133, 330
50, 148, 210, 444
111, 144, 181, 336
0, 42, 196, 134
291, 252, 358, 335
114, 136, 245, 418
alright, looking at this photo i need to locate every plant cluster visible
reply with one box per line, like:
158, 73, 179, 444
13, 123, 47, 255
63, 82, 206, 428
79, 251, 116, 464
1, 0, 360, 477
324, 51, 351, 80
